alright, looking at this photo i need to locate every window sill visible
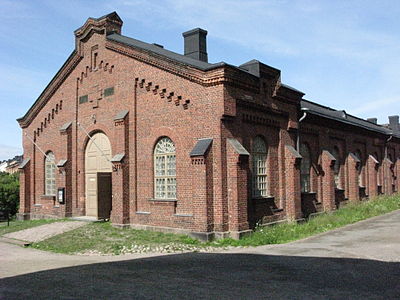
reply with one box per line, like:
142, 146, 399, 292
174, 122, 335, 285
136, 211, 151, 215
252, 196, 274, 201
301, 192, 317, 195
40, 195, 55, 201
149, 198, 177, 202
174, 213, 193, 217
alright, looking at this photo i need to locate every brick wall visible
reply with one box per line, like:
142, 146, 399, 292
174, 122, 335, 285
17, 13, 400, 239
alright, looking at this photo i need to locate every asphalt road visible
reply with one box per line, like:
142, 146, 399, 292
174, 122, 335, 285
1, 211, 400, 299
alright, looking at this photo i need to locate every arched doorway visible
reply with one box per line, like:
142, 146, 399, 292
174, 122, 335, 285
85, 132, 112, 218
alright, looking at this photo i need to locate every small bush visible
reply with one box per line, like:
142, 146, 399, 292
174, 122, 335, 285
0, 172, 20, 218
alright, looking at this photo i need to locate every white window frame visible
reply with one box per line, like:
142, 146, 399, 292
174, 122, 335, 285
300, 143, 311, 193
252, 136, 268, 197
45, 152, 56, 196
154, 137, 176, 199
332, 147, 341, 189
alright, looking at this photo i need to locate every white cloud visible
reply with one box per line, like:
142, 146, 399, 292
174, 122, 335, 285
348, 97, 400, 122
0, 144, 22, 161
0, 63, 51, 106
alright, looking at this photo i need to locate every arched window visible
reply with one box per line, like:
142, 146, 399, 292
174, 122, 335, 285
300, 143, 311, 193
252, 136, 268, 197
154, 137, 176, 199
332, 147, 341, 189
354, 150, 363, 187
45, 152, 56, 195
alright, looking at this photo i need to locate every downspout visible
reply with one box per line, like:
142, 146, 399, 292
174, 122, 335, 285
385, 134, 393, 159
297, 107, 309, 151
133, 78, 138, 212
384, 133, 393, 193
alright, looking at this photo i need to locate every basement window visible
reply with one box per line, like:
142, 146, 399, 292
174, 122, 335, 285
104, 87, 114, 97
79, 95, 88, 104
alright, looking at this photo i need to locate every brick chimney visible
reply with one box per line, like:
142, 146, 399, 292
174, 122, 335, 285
388, 115, 400, 133
182, 28, 208, 62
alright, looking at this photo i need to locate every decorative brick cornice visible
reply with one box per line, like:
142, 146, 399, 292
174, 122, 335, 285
300, 126, 319, 136
33, 99, 65, 139
237, 98, 287, 118
242, 113, 280, 128
191, 157, 205, 165
136, 77, 191, 110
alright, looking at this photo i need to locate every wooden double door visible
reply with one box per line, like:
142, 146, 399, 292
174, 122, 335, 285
85, 132, 113, 219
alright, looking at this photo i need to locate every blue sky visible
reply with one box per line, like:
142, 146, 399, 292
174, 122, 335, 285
1, 0, 400, 160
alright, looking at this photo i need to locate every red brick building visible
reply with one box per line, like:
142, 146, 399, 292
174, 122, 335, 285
17, 12, 400, 240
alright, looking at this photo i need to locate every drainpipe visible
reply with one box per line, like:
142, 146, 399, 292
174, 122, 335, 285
385, 134, 393, 159
297, 107, 309, 151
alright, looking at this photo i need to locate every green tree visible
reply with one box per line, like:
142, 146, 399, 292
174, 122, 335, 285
0, 172, 20, 220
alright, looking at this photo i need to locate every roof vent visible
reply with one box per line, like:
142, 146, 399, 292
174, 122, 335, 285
367, 118, 377, 124
152, 43, 164, 48
182, 28, 208, 62
334, 110, 347, 119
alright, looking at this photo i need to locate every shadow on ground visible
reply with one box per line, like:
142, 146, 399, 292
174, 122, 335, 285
1, 252, 399, 299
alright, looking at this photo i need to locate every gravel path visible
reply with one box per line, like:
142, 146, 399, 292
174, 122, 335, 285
3, 221, 87, 242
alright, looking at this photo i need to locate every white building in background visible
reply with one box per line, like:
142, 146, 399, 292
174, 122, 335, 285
0, 162, 8, 172
0, 156, 23, 174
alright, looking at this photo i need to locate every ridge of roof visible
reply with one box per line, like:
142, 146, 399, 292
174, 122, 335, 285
107, 33, 225, 71
301, 99, 393, 135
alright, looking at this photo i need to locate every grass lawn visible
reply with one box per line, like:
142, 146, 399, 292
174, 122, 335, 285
28, 193, 400, 255
31, 222, 202, 255
0, 219, 66, 236
211, 194, 400, 247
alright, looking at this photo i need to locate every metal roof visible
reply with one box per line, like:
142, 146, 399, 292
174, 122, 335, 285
190, 138, 213, 157
59, 121, 73, 132
111, 153, 125, 163
18, 158, 30, 169
57, 159, 68, 167
227, 138, 250, 156
301, 99, 395, 136
107, 33, 225, 71
114, 110, 129, 121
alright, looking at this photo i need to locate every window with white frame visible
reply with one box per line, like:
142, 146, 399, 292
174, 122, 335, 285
300, 143, 311, 193
154, 137, 176, 199
332, 147, 341, 189
45, 152, 56, 195
252, 136, 268, 197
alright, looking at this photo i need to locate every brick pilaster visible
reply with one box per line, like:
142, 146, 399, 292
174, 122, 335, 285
382, 158, 393, 195
191, 150, 214, 232
59, 125, 73, 217
284, 145, 302, 220
367, 155, 379, 198
111, 113, 130, 224
320, 150, 336, 212
226, 139, 250, 233
347, 153, 360, 202
395, 158, 400, 193
18, 161, 31, 217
